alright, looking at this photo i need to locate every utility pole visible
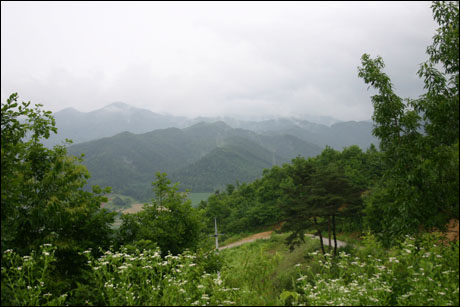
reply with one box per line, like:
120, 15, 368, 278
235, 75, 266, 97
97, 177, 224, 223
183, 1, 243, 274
209, 217, 224, 251
209, 217, 224, 279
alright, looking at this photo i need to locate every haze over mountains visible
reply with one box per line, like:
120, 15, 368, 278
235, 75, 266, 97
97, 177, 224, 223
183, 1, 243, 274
53, 102, 378, 199
47, 102, 376, 148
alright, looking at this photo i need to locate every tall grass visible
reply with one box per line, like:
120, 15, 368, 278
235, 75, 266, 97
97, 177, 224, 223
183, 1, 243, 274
219, 233, 321, 305
2, 232, 458, 306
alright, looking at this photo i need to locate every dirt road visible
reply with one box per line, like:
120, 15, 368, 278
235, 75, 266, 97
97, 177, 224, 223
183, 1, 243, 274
219, 231, 347, 250
219, 231, 274, 250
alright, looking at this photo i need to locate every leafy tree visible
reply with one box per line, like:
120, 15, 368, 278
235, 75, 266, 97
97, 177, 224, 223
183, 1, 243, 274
280, 157, 363, 255
199, 192, 233, 234
1, 93, 116, 278
279, 158, 319, 252
358, 1, 459, 244
117, 172, 204, 255
309, 165, 363, 255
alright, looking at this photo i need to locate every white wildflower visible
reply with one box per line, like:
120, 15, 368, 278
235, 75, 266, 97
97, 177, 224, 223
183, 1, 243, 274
202, 294, 210, 300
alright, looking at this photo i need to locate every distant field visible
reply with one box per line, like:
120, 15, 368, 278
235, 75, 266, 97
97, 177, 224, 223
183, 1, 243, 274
121, 203, 145, 214
106, 192, 212, 218
188, 192, 212, 207
101, 193, 138, 211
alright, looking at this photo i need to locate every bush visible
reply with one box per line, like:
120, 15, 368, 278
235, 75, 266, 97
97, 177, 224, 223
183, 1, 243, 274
285, 233, 459, 306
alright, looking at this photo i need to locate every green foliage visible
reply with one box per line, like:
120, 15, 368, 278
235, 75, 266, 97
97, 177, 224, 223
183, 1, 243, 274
286, 233, 459, 306
221, 243, 283, 305
358, 1, 459, 243
2, 231, 457, 306
199, 144, 382, 239
200, 167, 287, 235
116, 173, 204, 255
1, 244, 68, 306
76, 246, 239, 306
1, 244, 240, 306
1, 93, 116, 279
280, 156, 365, 253
219, 233, 322, 306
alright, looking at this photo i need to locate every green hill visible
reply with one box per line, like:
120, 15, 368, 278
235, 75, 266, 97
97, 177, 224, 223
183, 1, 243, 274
67, 122, 322, 199
170, 136, 282, 192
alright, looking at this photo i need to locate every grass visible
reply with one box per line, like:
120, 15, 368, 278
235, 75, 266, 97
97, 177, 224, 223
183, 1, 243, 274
101, 193, 139, 212
219, 232, 324, 305
188, 192, 213, 207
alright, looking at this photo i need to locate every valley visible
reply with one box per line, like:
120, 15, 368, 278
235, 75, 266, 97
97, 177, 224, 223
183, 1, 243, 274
2, 2, 458, 306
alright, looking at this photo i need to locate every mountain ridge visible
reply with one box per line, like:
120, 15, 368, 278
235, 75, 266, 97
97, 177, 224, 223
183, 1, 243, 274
47, 102, 377, 150
67, 121, 323, 198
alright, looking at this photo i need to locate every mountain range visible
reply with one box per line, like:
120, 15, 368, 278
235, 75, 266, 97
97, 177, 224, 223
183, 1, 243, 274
52, 102, 378, 199
66, 121, 323, 199
47, 102, 377, 150
43, 102, 188, 147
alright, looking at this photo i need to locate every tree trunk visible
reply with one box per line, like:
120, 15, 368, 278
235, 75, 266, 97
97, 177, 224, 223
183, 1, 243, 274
332, 214, 337, 256
314, 216, 325, 255
328, 216, 332, 250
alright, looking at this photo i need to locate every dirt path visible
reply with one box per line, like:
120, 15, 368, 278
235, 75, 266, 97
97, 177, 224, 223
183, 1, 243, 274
219, 231, 274, 250
219, 231, 348, 250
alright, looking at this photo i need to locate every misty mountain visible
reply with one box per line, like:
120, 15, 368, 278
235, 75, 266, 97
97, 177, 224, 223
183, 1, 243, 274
47, 102, 377, 150
43, 102, 188, 147
67, 122, 323, 199
222, 118, 378, 150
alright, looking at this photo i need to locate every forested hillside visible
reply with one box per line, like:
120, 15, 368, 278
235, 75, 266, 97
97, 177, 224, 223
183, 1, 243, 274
66, 121, 323, 198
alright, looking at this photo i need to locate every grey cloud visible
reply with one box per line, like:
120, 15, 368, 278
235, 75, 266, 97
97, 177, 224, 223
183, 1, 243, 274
1, 1, 437, 121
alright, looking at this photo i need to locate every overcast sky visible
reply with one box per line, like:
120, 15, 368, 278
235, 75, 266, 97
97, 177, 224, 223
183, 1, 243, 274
1, 1, 437, 121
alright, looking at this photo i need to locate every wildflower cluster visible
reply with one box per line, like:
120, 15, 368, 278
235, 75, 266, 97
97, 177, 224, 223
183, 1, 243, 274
81, 246, 240, 306
2, 244, 240, 306
286, 234, 459, 306
1, 244, 67, 306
